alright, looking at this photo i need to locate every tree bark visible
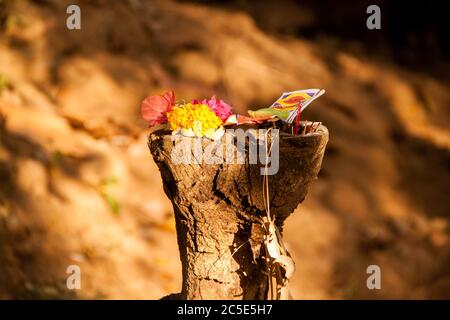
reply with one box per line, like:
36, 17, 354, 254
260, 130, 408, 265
148, 124, 328, 299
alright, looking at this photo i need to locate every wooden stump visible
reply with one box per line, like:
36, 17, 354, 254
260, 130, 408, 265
148, 124, 328, 299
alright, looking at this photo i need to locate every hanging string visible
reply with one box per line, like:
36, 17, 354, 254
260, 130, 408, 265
261, 127, 277, 299
262, 127, 274, 221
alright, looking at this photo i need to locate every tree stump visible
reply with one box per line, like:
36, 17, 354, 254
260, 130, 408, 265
148, 124, 328, 299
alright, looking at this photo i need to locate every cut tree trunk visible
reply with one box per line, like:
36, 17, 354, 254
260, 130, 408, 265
148, 124, 328, 299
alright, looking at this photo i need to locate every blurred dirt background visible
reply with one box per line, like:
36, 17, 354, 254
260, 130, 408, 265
0, 0, 449, 299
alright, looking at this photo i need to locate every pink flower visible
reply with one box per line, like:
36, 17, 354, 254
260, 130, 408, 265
141, 91, 175, 126
193, 95, 233, 123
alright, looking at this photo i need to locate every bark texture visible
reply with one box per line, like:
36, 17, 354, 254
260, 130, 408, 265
149, 124, 328, 299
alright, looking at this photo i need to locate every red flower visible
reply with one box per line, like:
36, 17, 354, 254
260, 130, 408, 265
141, 91, 175, 126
